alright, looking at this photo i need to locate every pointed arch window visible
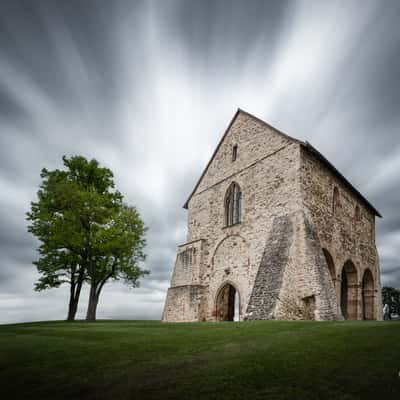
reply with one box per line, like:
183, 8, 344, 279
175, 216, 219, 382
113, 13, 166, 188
225, 182, 241, 226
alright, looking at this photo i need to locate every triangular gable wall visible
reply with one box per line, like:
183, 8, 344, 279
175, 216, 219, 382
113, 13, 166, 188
183, 109, 299, 208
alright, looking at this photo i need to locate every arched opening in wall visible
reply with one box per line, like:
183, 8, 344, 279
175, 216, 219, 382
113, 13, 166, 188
216, 283, 239, 321
362, 269, 375, 320
322, 248, 336, 285
340, 261, 358, 320
224, 182, 241, 226
234, 291, 240, 321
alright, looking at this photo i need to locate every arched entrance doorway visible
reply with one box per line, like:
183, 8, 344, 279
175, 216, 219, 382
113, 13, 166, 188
216, 283, 239, 321
322, 248, 336, 284
362, 269, 375, 320
340, 261, 358, 319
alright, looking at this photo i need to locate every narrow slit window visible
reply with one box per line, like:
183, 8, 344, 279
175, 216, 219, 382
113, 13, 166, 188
232, 145, 238, 162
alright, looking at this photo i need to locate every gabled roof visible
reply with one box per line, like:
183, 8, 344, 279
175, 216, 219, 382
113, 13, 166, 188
183, 108, 382, 218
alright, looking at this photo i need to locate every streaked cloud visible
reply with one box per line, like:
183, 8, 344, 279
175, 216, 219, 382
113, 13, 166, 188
0, 0, 399, 323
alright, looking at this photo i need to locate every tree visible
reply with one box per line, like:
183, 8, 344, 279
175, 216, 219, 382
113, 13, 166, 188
85, 204, 148, 320
382, 287, 400, 316
27, 155, 148, 321
34, 249, 84, 321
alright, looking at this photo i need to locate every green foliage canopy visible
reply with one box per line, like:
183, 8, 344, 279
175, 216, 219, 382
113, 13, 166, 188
27, 155, 148, 320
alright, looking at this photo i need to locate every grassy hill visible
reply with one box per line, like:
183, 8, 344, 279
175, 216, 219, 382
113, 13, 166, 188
0, 320, 399, 399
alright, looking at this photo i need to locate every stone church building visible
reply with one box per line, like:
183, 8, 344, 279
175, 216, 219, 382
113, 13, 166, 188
163, 109, 382, 322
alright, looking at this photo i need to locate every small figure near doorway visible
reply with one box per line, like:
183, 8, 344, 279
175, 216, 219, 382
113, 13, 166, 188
383, 303, 391, 320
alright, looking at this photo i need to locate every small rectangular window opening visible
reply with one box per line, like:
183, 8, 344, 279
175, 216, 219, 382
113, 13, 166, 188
232, 145, 238, 161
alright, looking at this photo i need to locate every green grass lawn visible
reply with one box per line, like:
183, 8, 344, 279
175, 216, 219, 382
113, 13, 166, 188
0, 320, 399, 400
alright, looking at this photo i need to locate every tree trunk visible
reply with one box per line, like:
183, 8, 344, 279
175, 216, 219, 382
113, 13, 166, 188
66, 266, 85, 321
86, 270, 113, 321
67, 280, 77, 321
67, 299, 78, 321
86, 283, 99, 321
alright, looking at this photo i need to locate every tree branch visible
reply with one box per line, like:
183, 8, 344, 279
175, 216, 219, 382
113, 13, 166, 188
96, 257, 118, 298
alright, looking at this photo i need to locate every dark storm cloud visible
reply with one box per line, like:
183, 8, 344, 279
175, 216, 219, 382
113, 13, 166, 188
1, 0, 400, 323
0, 0, 122, 103
165, 0, 292, 68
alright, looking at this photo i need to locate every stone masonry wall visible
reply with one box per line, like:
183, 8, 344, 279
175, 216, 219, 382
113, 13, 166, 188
162, 285, 205, 322
300, 147, 382, 320
246, 210, 340, 321
188, 117, 303, 321
273, 210, 340, 320
246, 215, 294, 319
163, 111, 304, 322
170, 239, 205, 287
162, 110, 380, 322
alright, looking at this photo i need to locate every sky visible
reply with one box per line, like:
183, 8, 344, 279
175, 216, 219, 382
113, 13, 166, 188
0, 0, 399, 324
